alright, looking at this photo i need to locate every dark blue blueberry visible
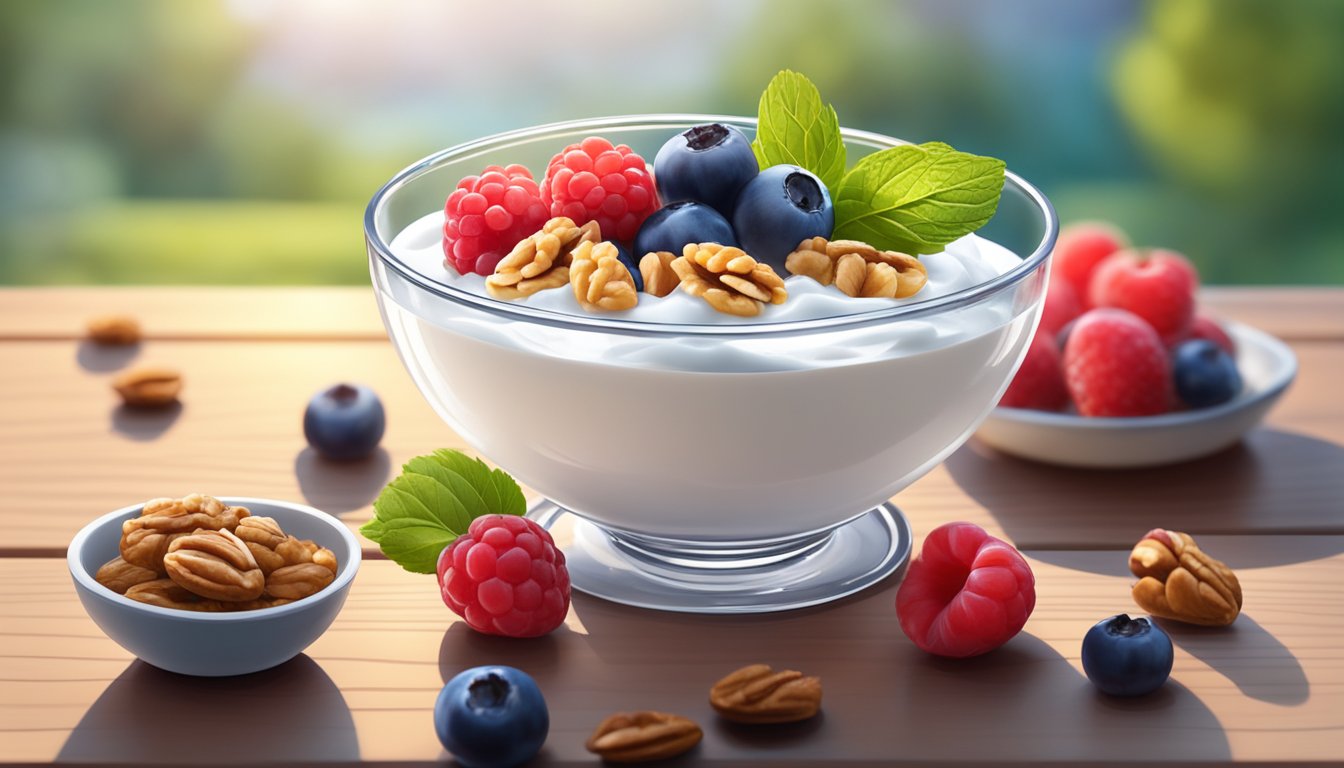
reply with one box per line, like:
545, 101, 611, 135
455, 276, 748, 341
653, 123, 759, 217
1172, 339, 1241, 409
731, 164, 833, 271
434, 666, 548, 768
611, 241, 643, 292
632, 201, 737, 260
303, 383, 385, 461
1081, 614, 1173, 697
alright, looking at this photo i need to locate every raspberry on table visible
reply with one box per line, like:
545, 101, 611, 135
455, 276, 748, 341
436, 514, 570, 638
1064, 308, 1173, 417
443, 164, 549, 276
540, 136, 660, 244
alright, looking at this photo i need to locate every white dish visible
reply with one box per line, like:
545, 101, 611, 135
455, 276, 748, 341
976, 321, 1297, 468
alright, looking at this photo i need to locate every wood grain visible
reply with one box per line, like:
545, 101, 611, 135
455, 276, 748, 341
2, 540, 1340, 766
2, 286, 1341, 341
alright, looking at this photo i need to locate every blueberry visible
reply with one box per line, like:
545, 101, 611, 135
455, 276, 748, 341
731, 164, 833, 271
1172, 339, 1242, 409
1081, 614, 1173, 697
653, 123, 759, 217
303, 383, 385, 461
611, 241, 644, 292
434, 666, 548, 768
632, 200, 737, 259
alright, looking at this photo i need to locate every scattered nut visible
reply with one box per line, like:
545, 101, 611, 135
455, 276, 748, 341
570, 240, 639, 312
671, 243, 787, 317
586, 711, 702, 763
94, 556, 159, 595
638, 251, 680, 298
164, 528, 265, 602
1130, 529, 1242, 626
86, 315, 141, 345
120, 494, 250, 573
112, 366, 182, 408
786, 236, 927, 298
709, 664, 823, 724
487, 217, 599, 299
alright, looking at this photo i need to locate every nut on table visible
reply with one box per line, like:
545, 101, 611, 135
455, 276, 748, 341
1129, 528, 1242, 626
586, 710, 702, 763
710, 663, 823, 724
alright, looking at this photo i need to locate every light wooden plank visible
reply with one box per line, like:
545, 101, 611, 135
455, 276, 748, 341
1, 287, 1340, 341
1, 541, 1340, 765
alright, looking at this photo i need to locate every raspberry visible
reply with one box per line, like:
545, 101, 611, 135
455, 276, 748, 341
1049, 221, 1127, 308
1000, 332, 1069, 410
1063, 308, 1173, 417
1088, 248, 1198, 344
443, 164, 549, 276
1179, 315, 1236, 357
540, 136, 659, 244
436, 515, 570, 638
1038, 277, 1082, 338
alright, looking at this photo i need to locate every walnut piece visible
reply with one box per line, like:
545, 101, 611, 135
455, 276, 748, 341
585, 711, 702, 763
671, 243, 787, 317
163, 528, 265, 602
569, 240, 639, 312
709, 664, 823, 724
95, 556, 159, 594
786, 236, 928, 298
486, 217, 599, 299
639, 251, 680, 298
86, 315, 141, 345
1130, 529, 1242, 626
120, 494, 250, 573
112, 366, 182, 408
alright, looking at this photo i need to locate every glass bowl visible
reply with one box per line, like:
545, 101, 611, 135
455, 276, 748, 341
365, 115, 1057, 613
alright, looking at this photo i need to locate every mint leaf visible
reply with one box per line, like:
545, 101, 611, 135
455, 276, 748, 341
832, 142, 1005, 255
361, 449, 528, 574
751, 70, 846, 190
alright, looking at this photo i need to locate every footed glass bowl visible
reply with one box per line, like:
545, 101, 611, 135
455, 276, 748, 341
365, 115, 1057, 613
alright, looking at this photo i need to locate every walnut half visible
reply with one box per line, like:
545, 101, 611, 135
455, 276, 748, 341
570, 240, 638, 312
1130, 529, 1242, 626
486, 217, 598, 299
671, 243, 787, 317
786, 236, 927, 299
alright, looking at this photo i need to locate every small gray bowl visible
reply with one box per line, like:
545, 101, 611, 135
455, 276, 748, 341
68, 497, 361, 677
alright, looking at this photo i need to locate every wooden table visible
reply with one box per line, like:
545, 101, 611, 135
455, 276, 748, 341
1, 287, 1341, 767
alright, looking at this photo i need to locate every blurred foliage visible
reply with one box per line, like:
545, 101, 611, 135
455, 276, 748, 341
0, 0, 1340, 286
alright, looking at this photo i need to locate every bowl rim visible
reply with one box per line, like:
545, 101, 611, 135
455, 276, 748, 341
68, 496, 362, 622
364, 113, 1058, 338
988, 320, 1297, 430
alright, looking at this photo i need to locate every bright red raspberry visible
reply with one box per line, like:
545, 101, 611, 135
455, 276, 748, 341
1050, 221, 1127, 308
1038, 276, 1082, 338
443, 164, 549, 276
896, 522, 1036, 658
1000, 332, 1069, 411
436, 515, 570, 638
1064, 308, 1173, 417
1088, 248, 1198, 344
540, 136, 659, 244
1177, 315, 1236, 357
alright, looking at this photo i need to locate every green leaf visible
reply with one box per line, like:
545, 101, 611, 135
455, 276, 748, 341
751, 70, 846, 190
832, 142, 1006, 255
406, 456, 487, 520
374, 518, 458, 574
433, 449, 526, 517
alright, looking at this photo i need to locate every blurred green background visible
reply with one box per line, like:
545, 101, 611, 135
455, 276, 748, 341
1, 0, 1341, 286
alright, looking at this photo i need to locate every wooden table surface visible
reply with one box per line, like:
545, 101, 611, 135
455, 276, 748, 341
0, 286, 1341, 767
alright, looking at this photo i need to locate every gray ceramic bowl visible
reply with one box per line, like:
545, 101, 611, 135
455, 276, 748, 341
68, 497, 361, 677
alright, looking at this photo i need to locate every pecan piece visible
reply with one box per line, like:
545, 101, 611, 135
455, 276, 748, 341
164, 528, 265, 602
86, 314, 141, 345
120, 494, 251, 572
786, 236, 927, 298
125, 579, 231, 612
671, 243, 787, 317
235, 516, 288, 575
112, 366, 182, 408
586, 711, 701, 763
1130, 529, 1242, 626
486, 217, 599, 299
265, 563, 336, 601
570, 240, 639, 312
710, 664, 823, 724
639, 250, 680, 298
95, 556, 160, 594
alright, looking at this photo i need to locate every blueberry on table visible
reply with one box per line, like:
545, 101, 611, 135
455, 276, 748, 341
653, 123, 759, 217
731, 164, 833, 271
303, 383, 385, 460
1081, 614, 1173, 697
435, 666, 549, 768
1172, 339, 1242, 409
632, 200, 738, 259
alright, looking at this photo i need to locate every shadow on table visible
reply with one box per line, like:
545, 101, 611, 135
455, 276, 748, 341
945, 428, 1344, 571
76, 339, 139, 373
294, 447, 392, 515
1160, 613, 1310, 706
111, 401, 183, 441
57, 655, 360, 763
